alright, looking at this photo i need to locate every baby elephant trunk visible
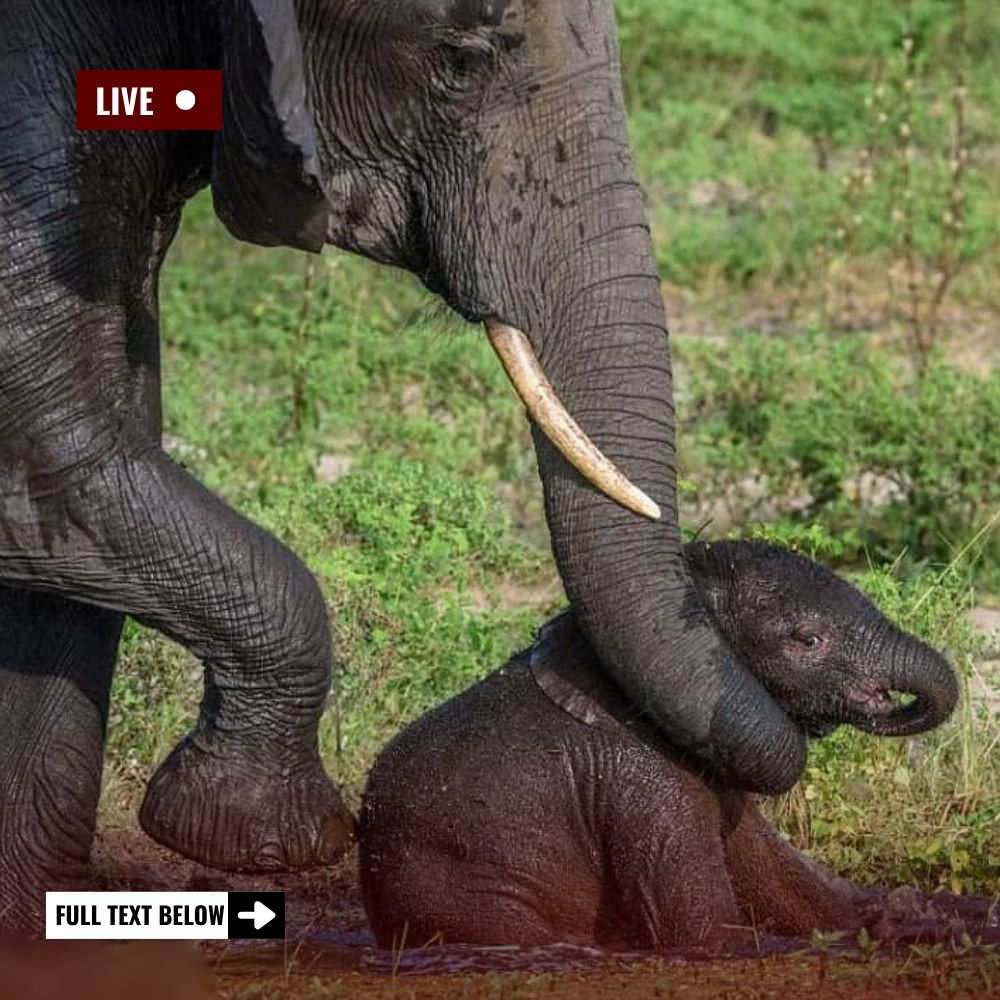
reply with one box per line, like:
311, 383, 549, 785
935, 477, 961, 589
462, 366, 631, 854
856, 627, 959, 736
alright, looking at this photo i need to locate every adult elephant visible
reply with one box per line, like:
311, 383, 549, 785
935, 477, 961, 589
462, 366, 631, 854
0, 0, 805, 928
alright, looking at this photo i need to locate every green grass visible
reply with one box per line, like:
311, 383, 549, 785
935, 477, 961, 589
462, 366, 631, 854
620, 0, 999, 323
677, 333, 1000, 586
102, 0, 999, 898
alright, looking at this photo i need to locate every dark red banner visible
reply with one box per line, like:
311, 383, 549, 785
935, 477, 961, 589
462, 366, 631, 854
76, 70, 222, 131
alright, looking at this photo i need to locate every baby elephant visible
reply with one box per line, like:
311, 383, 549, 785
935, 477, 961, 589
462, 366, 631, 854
360, 542, 958, 952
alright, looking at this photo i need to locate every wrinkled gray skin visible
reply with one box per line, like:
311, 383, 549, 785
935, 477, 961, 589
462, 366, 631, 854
360, 542, 958, 951
1, 0, 816, 929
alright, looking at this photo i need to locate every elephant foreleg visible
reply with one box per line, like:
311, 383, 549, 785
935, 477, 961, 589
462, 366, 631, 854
720, 792, 865, 937
1, 220, 354, 874
0, 586, 122, 932
0, 440, 355, 873
603, 770, 745, 951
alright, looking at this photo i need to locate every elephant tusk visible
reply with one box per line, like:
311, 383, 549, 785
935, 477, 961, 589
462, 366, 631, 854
486, 322, 662, 521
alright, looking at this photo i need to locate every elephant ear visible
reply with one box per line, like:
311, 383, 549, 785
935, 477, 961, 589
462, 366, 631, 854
529, 613, 629, 735
212, 0, 330, 251
682, 541, 737, 621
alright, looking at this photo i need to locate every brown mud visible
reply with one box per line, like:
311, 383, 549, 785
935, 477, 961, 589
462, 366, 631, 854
4, 828, 998, 999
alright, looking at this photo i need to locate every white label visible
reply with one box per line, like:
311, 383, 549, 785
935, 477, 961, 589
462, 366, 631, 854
46, 892, 229, 940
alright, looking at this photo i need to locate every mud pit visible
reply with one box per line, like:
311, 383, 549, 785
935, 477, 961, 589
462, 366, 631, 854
4, 828, 998, 999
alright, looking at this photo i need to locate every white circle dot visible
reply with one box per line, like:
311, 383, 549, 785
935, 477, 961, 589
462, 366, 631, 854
175, 90, 196, 111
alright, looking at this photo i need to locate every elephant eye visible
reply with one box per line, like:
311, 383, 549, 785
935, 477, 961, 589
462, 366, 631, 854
442, 36, 496, 78
797, 633, 823, 649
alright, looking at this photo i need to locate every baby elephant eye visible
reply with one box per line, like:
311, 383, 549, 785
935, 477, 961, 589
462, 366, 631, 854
798, 634, 822, 649
442, 36, 496, 77
445, 42, 491, 75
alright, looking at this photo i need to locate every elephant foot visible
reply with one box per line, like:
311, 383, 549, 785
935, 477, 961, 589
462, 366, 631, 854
0, 589, 122, 936
0, 812, 92, 937
139, 737, 355, 871
0, 860, 88, 938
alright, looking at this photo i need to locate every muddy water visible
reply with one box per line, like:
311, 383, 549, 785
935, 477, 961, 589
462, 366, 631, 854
213, 895, 1000, 976
50, 829, 992, 997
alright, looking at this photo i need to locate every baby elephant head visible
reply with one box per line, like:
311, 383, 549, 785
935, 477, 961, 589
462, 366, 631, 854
685, 541, 959, 738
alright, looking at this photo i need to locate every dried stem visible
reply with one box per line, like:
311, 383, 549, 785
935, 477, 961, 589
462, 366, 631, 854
896, 29, 926, 372
925, 0, 970, 342
291, 257, 318, 435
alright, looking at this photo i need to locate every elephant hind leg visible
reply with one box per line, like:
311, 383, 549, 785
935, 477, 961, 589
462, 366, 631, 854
360, 847, 572, 949
0, 585, 123, 934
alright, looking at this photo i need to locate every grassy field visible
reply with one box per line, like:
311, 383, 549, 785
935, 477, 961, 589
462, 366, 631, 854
101, 0, 1000, 900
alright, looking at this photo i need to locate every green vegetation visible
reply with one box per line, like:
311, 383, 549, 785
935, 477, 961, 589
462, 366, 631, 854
679, 334, 1000, 585
103, 0, 999, 899
622, 0, 999, 337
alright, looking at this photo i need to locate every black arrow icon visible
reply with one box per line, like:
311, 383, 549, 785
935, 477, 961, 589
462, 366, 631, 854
227, 891, 286, 940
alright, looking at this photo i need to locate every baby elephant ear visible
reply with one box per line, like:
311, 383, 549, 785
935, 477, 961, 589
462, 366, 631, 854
529, 614, 625, 735
211, 0, 330, 252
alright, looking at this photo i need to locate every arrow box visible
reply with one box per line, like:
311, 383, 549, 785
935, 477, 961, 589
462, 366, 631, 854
227, 891, 286, 940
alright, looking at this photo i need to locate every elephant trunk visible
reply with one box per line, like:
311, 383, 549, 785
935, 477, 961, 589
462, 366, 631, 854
514, 167, 805, 793
857, 627, 959, 736
382, 0, 807, 793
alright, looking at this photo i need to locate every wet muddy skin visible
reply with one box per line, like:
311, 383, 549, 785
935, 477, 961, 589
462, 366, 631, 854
87, 830, 1000, 996
5, 828, 997, 999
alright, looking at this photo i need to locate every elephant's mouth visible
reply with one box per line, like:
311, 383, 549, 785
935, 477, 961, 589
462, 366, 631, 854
485, 321, 661, 521
847, 681, 896, 714
804, 685, 899, 739
844, 681, 925, 735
